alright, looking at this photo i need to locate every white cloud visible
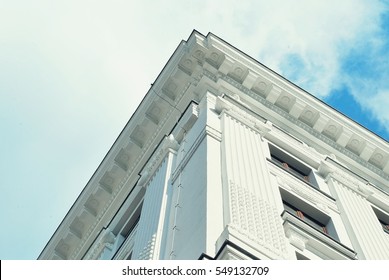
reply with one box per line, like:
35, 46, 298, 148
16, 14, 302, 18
365, 90, 389, 133
131, 0, 388, 116
196, 0, 389, 135
237, 0, 385, 96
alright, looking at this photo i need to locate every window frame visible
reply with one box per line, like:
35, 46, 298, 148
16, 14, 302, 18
283, 200, 329, 236
268, 144, 319, 188
295, 252, 310, 260
280, 189, 339, 241
280, 190, 356, 259
372, 207, 389, 235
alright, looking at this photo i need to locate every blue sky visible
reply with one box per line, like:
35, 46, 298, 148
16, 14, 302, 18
1, 0, 388, 259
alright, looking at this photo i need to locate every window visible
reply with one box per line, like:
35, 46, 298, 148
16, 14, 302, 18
280, 189, 339, 241
372, 207, 389, 235
283, 201, 328, 235
296, 252, 310, 260
272, 154, 310, 182
126, 252, 133, 260
111, 204, 143, 260
269, 145, 317, 187
379, 220, 389, 234
122, 214, 140, 239
280, 190, 355, 259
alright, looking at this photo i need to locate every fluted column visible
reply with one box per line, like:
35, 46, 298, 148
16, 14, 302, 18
327, 171, 389, 259
131, 136, 178, 260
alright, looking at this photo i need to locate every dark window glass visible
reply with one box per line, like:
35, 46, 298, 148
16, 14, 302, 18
379, 219, 389, 234
372, 207, 389, 235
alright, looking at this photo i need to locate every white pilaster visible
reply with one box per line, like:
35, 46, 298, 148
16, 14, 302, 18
220, 108, 288, 259
328, 173, 389, 259
131, 138, 178, 260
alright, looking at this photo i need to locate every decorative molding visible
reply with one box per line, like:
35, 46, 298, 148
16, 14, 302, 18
138, 234, 156, 260
214, 71, 388, 183
228, 180, 288, 258
138, 134, 179, 188
272, 124, 304, 146
203, 68, 218, 82
83, 229, 116, 260
215, 96, 271, 139
284, 225, 309, 251
318, 160, 334, 178
271, 166, 336, 214
329, 171, 373, 200
322, 159, 374, 199
282, 212, 356, 259
172, 102, 199, 143
215, 96, 267, 129
270, 125, 325, 168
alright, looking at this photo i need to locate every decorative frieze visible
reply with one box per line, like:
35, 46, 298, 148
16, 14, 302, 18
212, 69, 388, 183
272, 167, 335, 214
228, 180, 287, 258
320, 158, 373, 199
215, 96, 270, 139
138, 234, 156, 260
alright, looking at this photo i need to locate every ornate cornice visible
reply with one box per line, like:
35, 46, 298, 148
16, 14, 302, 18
138, 134, 179, 189
215, 96, 271, 140
213, 71, 389, 183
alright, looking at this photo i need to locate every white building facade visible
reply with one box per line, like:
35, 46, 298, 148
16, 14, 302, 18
39, 31, 389, 260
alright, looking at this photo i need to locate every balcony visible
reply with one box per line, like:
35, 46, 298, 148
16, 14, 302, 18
282, 210, 356, 259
